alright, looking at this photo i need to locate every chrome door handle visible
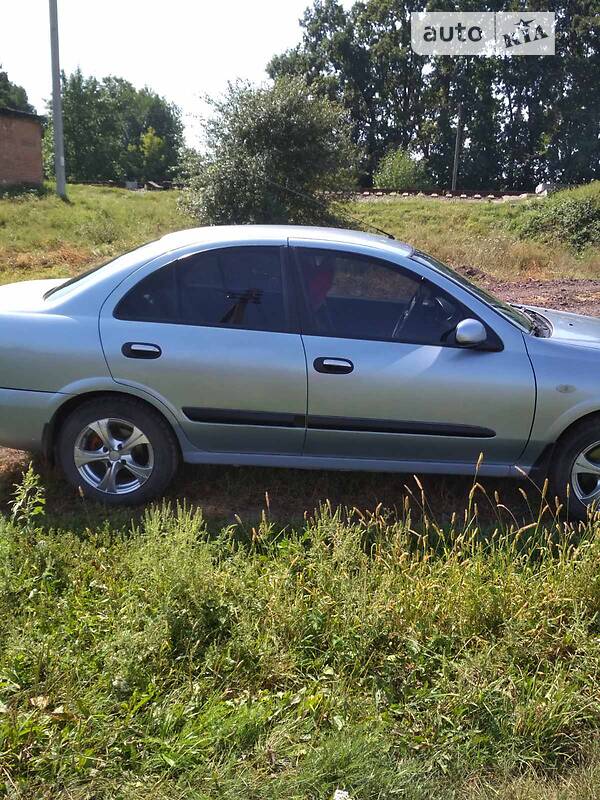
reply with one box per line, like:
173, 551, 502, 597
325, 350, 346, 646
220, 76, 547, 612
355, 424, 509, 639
313, 357, 354, 375
121, 342, 162, 359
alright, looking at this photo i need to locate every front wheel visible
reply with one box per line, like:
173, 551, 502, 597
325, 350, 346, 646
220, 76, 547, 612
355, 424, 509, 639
549, 419, 600, 521
57, 397, 179, 505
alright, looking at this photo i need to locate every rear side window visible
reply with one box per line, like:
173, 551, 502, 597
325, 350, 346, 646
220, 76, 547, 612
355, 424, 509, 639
115, 246, 289, 332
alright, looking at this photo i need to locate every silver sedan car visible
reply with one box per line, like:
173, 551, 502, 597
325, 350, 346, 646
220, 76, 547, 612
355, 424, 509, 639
1, 225, 599, 517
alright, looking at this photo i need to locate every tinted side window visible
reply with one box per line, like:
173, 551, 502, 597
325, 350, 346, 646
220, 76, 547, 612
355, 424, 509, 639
115, 246, 289, 332
295, 248, 468, 345
115, 261, 178, 322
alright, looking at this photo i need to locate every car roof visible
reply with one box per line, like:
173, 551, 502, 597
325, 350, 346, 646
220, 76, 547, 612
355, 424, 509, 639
159, 225, 414, 257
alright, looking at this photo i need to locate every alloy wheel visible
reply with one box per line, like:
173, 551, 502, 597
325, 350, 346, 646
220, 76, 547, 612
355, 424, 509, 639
571, 440, 600, 506
73, 417, 154, 495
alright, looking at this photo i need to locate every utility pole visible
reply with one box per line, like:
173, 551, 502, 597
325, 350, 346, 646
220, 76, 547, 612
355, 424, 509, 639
451, 102, 464, 193
49, 0, 66, 198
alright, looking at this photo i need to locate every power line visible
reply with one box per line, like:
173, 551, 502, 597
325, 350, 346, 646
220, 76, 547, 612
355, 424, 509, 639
264, 176, 396, 240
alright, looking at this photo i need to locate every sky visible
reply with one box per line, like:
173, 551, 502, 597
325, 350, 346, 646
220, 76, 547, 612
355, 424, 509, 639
0, 0, 352, 145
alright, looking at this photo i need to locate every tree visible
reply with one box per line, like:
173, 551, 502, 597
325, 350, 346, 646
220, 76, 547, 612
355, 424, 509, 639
127, 127, 167, 182
47, 70, 121, 182
102, 77, 183, 180
269, 0, 600, 190
0, 66, 35, 113
43, 69, 183, 182
180, 76, 359, 225
268, 0, 428, 180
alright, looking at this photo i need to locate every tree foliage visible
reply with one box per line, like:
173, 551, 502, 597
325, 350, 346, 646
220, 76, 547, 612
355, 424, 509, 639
269, 0, 600, 190
127, 127, 168, 183
180, 76, 359, 225
43, 69, 183, 182
0, 66, 35, 113
373, 148, 430, 191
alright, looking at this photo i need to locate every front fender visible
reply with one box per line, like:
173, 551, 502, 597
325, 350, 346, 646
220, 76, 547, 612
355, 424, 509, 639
522, 336, 600, 468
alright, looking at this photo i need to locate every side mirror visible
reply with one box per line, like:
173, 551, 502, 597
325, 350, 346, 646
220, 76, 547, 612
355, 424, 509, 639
455, 318, 487, 347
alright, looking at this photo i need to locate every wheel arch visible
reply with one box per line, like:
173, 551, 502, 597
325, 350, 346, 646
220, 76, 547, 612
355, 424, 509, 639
43, 390, 184, 462
529, 409, 600, 484
555, 409, 600, 445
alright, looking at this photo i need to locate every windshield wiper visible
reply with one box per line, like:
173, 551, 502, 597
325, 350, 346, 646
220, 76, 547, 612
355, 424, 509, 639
512, 305, 551, 337
43, 281, 67, 300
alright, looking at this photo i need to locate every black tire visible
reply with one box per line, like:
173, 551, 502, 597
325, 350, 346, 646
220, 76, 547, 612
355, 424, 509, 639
57, 397, 180, 505
549, 417, 600, 521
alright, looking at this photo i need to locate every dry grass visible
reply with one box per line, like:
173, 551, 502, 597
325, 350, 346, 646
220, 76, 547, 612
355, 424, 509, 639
1, 184, 598, 287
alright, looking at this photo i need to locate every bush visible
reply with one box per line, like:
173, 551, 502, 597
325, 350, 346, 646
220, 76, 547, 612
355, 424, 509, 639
373, 148, 430, 192
179, 76, 359, 226
516, 182, 600, 251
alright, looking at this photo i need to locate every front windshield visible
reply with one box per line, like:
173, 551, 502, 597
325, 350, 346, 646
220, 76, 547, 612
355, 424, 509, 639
411, 252, 534, 333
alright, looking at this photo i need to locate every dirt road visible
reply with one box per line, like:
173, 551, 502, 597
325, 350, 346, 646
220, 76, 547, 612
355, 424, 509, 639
460, 269, 600, 318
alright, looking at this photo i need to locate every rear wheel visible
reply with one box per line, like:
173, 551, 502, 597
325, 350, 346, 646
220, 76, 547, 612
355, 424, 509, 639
549, 418, 600, 520
57, 398, 179, 505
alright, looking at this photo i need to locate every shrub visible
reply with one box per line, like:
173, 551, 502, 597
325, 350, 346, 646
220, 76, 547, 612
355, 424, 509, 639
179, 76, 360, 226
515, 181, 600, 251
373, 148, 430, 192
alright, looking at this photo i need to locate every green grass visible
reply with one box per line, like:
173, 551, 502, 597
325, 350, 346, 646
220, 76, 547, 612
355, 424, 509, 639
2, 468, 600, 798
0, 183, 192, 285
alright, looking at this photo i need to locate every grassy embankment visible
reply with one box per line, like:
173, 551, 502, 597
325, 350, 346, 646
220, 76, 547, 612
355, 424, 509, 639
0, 184, 190, 285
0, 182, 598, 285
350, 181, 600, 280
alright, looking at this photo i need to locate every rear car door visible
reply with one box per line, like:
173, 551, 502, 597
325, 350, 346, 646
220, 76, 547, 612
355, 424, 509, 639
292, 242, 536, 471
100, 243, 307, 455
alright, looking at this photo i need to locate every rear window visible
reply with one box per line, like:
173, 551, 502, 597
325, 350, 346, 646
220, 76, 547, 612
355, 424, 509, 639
115, 246, 289, 332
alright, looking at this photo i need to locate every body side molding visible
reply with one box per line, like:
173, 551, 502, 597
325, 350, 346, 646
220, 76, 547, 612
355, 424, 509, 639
182, 407, 496, 438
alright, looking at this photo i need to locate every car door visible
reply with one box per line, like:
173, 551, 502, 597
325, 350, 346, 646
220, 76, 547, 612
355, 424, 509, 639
100, 243, 307, 455
292, 242, 536, 471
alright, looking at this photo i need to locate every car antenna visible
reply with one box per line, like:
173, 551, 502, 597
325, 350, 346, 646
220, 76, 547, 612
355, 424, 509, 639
263, 176, 396, 240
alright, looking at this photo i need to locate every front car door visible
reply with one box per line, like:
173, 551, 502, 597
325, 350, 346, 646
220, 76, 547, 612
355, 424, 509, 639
291, 240, 536, 475
100, 241, 307, 455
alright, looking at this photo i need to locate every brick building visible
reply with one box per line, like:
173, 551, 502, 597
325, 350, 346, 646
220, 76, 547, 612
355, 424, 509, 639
0, 108, 44, 186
